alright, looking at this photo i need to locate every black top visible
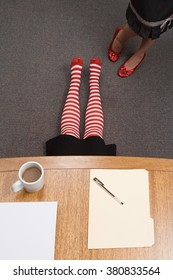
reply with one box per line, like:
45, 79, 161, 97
46, 135, 116, 156
126, 0, 173, 38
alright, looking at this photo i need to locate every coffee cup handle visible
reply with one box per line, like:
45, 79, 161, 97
12, 180, 24, 192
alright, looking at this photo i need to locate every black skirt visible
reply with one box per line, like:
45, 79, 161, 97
126, 0, 173, 39
46, 135, 116, 156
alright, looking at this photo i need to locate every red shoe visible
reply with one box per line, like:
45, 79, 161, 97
70, 57, 83, 68
90, 57, 102, 66
118, 54, 146, 77
108, 27, 123, 62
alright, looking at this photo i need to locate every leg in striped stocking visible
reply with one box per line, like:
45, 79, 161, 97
60, 57, 83, 139
83, 58, 104, 139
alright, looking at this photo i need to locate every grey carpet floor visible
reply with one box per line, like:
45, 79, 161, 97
0, 0, 173, 158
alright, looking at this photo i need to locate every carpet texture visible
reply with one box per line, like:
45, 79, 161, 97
0, 0, 173, 158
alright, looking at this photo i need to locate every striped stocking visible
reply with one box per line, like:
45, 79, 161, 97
84, 58, 104, 139
60, 58, 83, 139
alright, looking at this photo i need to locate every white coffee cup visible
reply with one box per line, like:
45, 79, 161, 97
12, 161, 44, 193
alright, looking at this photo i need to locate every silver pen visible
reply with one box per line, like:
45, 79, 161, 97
93, 177, 124, 205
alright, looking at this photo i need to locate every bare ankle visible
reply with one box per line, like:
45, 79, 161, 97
112, 30, 124, 52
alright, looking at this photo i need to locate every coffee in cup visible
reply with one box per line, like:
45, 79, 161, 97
22, 167, 42, 183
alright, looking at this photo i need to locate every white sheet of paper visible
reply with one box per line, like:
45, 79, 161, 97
88, 169, 154, 249
0, 201, 58, 260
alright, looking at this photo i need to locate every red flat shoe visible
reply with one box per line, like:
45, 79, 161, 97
70, 57, 83, 68
118, 54, 146, 78
90, 57, 102, 66
108, 27, 123, 62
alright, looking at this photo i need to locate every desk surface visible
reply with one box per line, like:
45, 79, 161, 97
0, 156, 173, 260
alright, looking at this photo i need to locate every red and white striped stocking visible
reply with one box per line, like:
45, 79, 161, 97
60, 58, 83, 139
84, 58, 104, 139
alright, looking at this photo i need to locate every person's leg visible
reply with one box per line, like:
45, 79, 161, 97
60, 58, 83, 139
111, 23, 137, 53
83, 58, 104, 139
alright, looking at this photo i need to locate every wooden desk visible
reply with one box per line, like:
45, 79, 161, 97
0, 156, 173, 260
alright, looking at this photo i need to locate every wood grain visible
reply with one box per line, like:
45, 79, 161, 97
1, 156, 173, 172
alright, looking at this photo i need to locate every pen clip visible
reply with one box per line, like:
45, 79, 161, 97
93, 177, 104, 186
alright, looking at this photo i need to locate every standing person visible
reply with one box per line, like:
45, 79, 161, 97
46, 57, 116, 156
108, 0, 173, 77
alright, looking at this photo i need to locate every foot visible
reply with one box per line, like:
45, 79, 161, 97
108, 27, 124, 62
90, 57, 102, 66
118, 53, 146, 77
123, 53, 145, 70
70, 57, 83, 68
